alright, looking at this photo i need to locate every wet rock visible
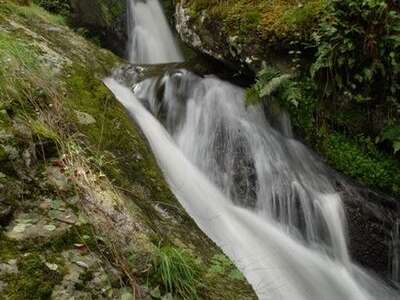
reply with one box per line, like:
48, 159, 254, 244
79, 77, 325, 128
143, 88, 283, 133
0, 259, 18, 274
342, 184, 400, 279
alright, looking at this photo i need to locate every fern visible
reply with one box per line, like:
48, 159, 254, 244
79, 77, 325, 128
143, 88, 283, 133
245, 66, 291, 105
259, 74, 291, 97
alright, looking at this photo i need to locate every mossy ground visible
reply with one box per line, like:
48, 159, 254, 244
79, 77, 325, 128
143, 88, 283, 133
0, 1, 256, 298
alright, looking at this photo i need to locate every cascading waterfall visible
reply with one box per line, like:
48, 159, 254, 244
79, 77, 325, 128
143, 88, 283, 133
105, 1, 400, 299
127, 0, 183, 63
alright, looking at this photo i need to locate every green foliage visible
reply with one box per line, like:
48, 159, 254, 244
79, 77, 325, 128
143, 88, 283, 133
381, 124, 400, 153
245, 66, 291, 105
0, 32, 42, 103
33, 0, 70, 16
323, 133, 400, 194
3, 1, 66, 25
246, 67, 316, 137
151, 246, 201, 299
311, 0, 400, 105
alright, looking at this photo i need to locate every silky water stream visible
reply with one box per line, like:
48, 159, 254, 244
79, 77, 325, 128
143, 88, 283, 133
104, 1, 400, 299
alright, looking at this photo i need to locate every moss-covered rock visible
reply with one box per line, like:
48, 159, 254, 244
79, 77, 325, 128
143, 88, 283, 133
175, 0, 325, 74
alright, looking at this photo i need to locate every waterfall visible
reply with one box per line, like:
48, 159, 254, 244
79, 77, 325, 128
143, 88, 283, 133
127, 0, 183, 64
104, 75, 398, 299
105, 2, 400, 299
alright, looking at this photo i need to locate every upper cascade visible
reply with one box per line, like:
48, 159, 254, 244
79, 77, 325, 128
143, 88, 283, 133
127, 0, 183, 64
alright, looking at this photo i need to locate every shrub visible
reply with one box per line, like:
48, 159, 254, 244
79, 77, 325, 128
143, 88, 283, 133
322, 133, 400, 194
33, 0, 70, 16
311, 0, 400, 106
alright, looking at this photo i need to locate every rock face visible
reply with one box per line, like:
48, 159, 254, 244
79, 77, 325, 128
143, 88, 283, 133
174, 1, 294, 75
343, 186, 400, 280
69, 0, 128, 57
175, 2, 258, 74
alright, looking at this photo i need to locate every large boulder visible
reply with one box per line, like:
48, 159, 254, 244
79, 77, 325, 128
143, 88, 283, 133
69, 0, 128, 57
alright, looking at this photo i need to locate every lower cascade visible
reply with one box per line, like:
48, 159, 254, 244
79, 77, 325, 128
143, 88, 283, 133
104, 70, 398, 300
106, 0, 400, 299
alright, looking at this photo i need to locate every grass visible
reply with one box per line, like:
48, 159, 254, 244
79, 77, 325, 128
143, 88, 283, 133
0, 32, 41, 101
151, 246, 201, 299
7, 1, 67, 25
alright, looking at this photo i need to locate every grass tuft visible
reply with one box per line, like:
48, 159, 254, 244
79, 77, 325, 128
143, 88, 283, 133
151, 246, 201, 299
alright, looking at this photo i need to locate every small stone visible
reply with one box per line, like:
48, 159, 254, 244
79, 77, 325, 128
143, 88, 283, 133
45, 262, 58, 271
13, 223, 27, 233
44, 224, 56, 231
74, 261, 89, 269
75, 110, 96, 125
0, 259, 18, 274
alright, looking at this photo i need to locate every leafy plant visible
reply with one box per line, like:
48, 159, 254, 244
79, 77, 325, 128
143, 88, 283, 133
151, 246, 201, 299
380, 124, 400, 153
245, 66, 291, 105
311, 0, 400, 106
33, 0, 70, 16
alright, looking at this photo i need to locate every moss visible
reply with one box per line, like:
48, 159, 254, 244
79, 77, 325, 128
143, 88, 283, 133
1, 253, 63, 300
0, 232, 19, 260
63, 64, 178, 217
185, 0, 325, 46
2, 1, 66, 25
322, 133, 400, 194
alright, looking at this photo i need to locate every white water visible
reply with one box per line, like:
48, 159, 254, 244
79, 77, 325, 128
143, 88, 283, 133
104, 76, 398, 300
127, 0, 183, 63
106, 1, 400, 298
